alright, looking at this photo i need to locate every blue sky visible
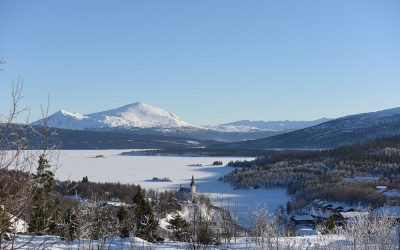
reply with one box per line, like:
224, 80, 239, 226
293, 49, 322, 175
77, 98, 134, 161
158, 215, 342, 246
1, 0, 399, 125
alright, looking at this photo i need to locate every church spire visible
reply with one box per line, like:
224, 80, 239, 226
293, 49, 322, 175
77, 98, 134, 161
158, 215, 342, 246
190, 175, 195, 186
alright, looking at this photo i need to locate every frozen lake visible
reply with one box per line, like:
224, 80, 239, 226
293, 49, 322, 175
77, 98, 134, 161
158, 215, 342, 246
51, 150, 289, 227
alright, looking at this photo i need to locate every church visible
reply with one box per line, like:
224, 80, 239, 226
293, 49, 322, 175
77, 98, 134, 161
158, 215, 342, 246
177, 175, 197, 202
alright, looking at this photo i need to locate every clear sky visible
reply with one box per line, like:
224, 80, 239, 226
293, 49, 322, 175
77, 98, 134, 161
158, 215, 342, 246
1, 0, 399, 125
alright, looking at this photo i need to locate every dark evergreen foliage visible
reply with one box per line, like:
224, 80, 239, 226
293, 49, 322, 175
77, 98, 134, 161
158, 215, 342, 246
28, 154, 55, 235
117, 206, 132, 238
63, 208, 79, 241
167, 214, 190, 242
132, 187, 158, 242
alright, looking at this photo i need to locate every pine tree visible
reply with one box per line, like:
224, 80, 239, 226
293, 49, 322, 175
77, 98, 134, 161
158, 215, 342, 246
28, 154, 55, 235
63, 208, 79, 241
117, 206, 132, 238
167, 214, 190, 242
132, 187, 158, 241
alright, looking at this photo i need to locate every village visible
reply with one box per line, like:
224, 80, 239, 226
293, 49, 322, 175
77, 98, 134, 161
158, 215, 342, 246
290, 185, 400, 236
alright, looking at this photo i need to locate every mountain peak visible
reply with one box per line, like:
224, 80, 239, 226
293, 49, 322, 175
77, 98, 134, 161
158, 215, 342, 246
32, 102, 195, 130
57, 110, 88, 120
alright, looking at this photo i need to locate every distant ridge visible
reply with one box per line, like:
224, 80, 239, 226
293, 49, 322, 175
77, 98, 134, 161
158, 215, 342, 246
209, 107, 400, 149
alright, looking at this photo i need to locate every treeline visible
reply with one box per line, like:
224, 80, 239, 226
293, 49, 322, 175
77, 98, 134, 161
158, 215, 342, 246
222, 135, 400, 207
121, 148, 266, 157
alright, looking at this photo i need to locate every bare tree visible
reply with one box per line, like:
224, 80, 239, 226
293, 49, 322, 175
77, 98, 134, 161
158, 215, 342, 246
249, 203, 278, 249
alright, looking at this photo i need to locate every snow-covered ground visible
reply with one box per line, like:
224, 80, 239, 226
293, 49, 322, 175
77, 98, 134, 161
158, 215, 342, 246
10, 234, 351, 250
50, 150, 289, 227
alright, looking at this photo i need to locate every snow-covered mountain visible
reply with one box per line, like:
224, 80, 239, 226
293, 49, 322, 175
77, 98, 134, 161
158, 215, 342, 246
215, 118, 331, 132
210, 107, 400, 149
32, 102, 197, 130
31, 102, 336, 143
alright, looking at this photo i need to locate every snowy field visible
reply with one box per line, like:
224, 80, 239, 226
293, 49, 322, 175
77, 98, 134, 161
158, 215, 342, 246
10, 234, 352, 250
48, 150, 289, 227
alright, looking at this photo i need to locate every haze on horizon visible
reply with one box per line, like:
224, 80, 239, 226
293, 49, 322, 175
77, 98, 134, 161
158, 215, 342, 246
1, 0, 400, 125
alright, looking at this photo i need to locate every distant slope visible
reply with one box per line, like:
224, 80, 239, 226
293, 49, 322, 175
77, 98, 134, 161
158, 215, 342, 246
209, 107, 400, 149
218, 118, 331, 131
0, 124, 214, 150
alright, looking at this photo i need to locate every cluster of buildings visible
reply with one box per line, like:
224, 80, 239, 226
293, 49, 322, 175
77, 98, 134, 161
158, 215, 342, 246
290, 199, 400, 236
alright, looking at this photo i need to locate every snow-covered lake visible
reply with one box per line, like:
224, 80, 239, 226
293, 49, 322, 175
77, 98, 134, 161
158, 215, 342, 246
51, 150, 289, 227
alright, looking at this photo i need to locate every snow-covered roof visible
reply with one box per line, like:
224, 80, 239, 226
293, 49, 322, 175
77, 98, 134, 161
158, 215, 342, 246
292, 215, 314, 221
340, 211, 369, 219
318, 211, 334, 219
342, 207, 355, 212
294, 225, 318, 236
321, 203, 333, 208
331, 204, 344, 210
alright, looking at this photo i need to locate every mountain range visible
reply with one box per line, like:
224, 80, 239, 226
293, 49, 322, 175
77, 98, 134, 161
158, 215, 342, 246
210, 107, 400, 150
29, 103, 400, 150
31, 102, 329, 142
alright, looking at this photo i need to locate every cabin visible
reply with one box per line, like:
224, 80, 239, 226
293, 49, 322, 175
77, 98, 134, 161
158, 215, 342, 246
331, 204, 344, 212
342, 207, 355, 212
339, 211, 369, 223
290, 215, 315, 226
321, 202, 333, 211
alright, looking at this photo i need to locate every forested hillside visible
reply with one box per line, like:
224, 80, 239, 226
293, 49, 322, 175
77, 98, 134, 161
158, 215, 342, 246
222, 135, 400, 208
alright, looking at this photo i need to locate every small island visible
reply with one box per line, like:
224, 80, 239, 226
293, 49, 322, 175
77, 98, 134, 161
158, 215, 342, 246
149, 177, 172, 182
212, 161, 223, 166
93, 154, 105, 158
188, 163, 203, 167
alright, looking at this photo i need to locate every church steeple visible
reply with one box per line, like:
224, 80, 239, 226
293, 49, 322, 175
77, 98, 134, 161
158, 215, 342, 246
190, 175, 195, 187
190, 175, 196, 196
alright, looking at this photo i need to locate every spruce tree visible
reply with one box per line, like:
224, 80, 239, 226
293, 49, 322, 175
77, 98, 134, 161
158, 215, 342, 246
132, 187, 158, 241
117, 206, 132, 238
167, 214, 190, 242
29, 154, 55, 235
63, 208, 79, 241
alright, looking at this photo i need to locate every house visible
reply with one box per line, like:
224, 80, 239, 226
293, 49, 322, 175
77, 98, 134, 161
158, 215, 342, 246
339, 211, 369, 223
313, 211, 343, 225
331, 204, 344, 212
342, 207, 355, 212
321, 202, 333, 211
290, 215, 315, 226
316, 200, 327, 207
